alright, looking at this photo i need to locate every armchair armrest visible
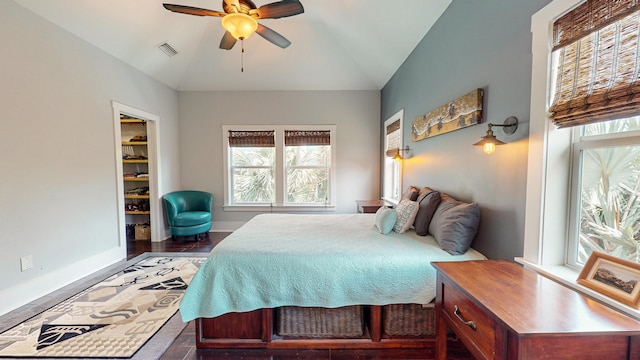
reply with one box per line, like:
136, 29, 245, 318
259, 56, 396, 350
163, 197, 180, 226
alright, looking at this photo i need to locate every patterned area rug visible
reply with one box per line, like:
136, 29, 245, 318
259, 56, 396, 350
0, 255, 204, 358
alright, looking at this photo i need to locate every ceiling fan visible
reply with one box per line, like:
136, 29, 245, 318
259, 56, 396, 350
163, 0, 304, 50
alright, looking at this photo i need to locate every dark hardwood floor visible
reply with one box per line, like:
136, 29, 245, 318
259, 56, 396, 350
126, 232, 227, 260
128, 233, 474, 360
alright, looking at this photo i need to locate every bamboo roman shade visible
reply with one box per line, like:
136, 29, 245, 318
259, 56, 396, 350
228, 130, 275, 147
549, 0, 640, 128
385, 119, 401, 157
284, 130, 331, 146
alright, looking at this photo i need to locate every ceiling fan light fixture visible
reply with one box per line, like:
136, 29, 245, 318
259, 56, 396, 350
221, 13, 258, 40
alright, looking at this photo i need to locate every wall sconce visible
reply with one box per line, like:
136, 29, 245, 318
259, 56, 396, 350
473, 116, 518, 154
385, 146, 411, 161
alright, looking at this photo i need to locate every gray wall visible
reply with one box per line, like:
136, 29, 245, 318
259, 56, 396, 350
381, 0, 551, 260
0, 1, 181, 314
177, 90, 381, 228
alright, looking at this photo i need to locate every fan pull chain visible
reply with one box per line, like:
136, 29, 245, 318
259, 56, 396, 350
241, 39, 245, 73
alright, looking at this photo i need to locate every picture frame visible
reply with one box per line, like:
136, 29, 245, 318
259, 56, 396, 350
577, 251, 640, 308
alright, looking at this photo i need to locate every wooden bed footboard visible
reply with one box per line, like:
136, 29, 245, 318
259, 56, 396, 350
194, 305, 436, 350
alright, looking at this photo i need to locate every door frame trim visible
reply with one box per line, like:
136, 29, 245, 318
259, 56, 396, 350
112, 101, 162, 249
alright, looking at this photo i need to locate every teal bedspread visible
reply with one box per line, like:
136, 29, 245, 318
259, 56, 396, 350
179, 213, 486, 321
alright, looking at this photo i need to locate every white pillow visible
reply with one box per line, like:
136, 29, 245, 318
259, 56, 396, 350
374, 207, 397, 235
393, 199, 419, 233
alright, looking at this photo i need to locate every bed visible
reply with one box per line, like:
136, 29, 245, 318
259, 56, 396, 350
180, 191, 487, 350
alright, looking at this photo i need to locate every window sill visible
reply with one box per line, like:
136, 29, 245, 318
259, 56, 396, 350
515, 257, 640, 321
380, 197, 399, 206
223, 205, 336, 213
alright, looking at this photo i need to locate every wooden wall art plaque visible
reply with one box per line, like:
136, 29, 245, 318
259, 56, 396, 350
411, 88, 483, 142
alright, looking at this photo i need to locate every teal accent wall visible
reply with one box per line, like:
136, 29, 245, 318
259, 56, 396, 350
381, 0, 551, 259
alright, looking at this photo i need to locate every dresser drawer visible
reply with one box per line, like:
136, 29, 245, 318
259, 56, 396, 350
442, 279, 496, 359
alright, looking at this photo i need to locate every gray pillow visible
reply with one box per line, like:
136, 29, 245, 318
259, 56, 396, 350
417, 186, 433, 197
428, 194, 480, 255
413, 189, 442, 236
401, 186, 420, 201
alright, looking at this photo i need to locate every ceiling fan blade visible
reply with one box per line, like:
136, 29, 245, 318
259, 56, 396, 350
256, 23, 291, 48
219, 31, 238, 50
252, 0, 304, 19
163, 4, 226, 17
223, 0, 241, 12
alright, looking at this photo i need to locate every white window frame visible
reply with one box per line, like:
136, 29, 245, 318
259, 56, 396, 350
222, 125, 336, 212
521, 0, 640, 319
284, 132, 332, 206
567, 127, 640, 267
382, 109, 404, 205
228, 130, 276, 206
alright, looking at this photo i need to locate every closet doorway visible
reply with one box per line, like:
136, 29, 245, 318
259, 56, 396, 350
112, 101, 162, 250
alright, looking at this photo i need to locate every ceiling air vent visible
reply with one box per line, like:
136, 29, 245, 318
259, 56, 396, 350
157, 42, 178, 57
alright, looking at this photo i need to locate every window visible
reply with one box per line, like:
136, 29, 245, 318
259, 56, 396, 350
285, 130, 331, 204
228, 130, 276, 204
548, 0, 640, 266
568, 118, 640, 266
223, 125, 336, 210
524, 0, 640, 317
382, 110, 404, 204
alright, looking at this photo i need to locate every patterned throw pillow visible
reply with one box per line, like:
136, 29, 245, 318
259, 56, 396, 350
393, 199, 419, 233
374, 207, 397, 235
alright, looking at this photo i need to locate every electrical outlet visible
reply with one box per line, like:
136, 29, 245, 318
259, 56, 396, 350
20, 255, 33, 272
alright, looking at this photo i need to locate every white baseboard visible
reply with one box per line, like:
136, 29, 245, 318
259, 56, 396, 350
0, 247, 125, 317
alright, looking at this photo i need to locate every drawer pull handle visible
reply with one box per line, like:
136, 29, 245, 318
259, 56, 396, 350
453, 305, 477, 331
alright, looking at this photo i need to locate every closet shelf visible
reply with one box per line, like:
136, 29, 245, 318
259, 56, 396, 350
121, 116, 152, 241
125, 194, 150, 199
121, 119, 146, 124
122, 141, 148, 146
125, 211, 151, 215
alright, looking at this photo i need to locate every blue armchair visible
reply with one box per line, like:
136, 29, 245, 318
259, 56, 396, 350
162, 190, 213, 241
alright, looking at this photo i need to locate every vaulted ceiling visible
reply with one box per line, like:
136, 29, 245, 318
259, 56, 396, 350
14, 0, 451, 91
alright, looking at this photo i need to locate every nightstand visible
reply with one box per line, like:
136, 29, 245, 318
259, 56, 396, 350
355, 200, 384, 214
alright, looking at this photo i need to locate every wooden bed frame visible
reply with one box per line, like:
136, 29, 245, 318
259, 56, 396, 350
194, 305, 435, 349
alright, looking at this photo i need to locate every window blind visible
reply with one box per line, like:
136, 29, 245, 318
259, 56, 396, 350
549, 0, 640, 128
284, 130, 331, 146
385, 119, 401, 156
228, 130, 275, 147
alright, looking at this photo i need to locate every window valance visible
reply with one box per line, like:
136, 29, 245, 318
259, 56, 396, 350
228, 130, 275, 147
284, 130, 331, 146
385, 119, 401, 151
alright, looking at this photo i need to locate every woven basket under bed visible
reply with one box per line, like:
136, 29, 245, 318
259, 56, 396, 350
383, 303, 436, 336
276, 305, 364, 338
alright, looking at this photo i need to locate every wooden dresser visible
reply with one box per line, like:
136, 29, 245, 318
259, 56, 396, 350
433, 260, 640, 360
